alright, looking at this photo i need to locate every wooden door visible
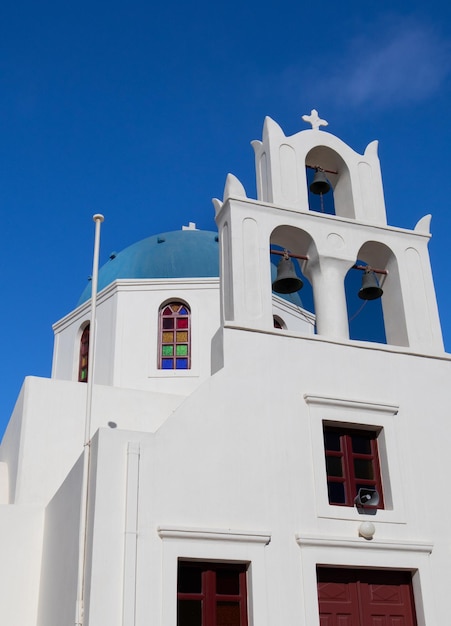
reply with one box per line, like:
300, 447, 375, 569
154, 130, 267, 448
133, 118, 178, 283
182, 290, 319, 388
317, 568, 417, 626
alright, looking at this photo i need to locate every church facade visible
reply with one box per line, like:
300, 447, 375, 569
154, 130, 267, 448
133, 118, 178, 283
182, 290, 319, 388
0, 113, 448, 625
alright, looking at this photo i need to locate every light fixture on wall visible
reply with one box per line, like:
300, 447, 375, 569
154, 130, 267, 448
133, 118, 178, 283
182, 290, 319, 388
272, 250, 304, 294
358, 521, 376, 539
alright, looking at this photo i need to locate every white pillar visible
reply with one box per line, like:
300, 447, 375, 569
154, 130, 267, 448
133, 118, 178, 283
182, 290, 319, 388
306, 257, 350, 340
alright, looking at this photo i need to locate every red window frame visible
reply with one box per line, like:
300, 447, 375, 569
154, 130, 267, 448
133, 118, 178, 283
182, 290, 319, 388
159, 302, 191, 370
177, 561, 248, 626
323, 425, 384, 508
78, 324, 90, 383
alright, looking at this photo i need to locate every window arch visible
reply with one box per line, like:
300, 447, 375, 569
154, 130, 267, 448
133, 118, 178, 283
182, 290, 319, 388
78, 324, 90, 382
273, 315, 286, 329
159, 302, 191, 369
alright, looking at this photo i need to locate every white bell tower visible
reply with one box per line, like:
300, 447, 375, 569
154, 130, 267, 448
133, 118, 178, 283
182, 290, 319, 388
213, 112, 444, 353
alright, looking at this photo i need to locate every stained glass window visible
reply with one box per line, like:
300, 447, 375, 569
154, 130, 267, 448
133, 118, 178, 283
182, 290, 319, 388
78, 324, 90, 383
159, 302, 191, 369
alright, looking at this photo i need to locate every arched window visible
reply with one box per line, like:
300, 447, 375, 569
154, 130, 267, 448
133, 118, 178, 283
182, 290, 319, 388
78, 324, 90, 382
273, 315, 285, 329
159, 302, 191, 370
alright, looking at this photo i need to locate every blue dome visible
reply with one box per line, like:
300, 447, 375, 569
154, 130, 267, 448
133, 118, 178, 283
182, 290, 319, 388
78, 229, 220, 304
78, 227, 304, 308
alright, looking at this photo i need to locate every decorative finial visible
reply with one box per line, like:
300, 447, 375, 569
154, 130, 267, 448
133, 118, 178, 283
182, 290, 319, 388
302, 109, 328, 130
182, 222, 197, 230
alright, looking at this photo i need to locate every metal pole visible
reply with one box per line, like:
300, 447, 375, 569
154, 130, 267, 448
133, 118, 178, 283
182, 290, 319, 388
85, 214, 104, 445
75, 214, 104, 626
270, 249, 309, 261
352, 264, 388, 276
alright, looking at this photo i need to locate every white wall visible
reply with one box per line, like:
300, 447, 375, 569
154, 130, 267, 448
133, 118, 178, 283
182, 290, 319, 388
0, 376, 186, 507
52, 278, 222, 397
54, 326, 451, 625
0, 505, 44, 626
37, 454, 84, 626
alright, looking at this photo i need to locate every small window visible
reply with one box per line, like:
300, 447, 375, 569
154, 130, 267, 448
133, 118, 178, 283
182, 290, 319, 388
177, 561, 248, 626
323, 425, 384, 508
273, 315, 285, 329
78, 324, 90, 383
159, 302, 191, 369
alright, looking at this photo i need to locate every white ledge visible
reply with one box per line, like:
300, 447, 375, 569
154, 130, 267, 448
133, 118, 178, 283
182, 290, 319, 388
295, 534, 433, 554
158, 525, 271, 545
303, 394, 399, 415
222, 324, 450, 362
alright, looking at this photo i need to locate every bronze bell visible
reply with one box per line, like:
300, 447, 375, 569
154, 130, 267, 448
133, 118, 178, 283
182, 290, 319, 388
358, 269, 383, 300
272, 254, 304, 294
309, 169, 331, 195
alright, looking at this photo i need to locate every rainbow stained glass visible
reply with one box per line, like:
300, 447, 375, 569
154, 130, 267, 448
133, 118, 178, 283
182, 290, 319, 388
78, 325, 90, 383
159, 302, 191, 370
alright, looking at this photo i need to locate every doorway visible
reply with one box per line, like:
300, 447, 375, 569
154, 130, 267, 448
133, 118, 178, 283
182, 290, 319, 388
317, 567, 417, 625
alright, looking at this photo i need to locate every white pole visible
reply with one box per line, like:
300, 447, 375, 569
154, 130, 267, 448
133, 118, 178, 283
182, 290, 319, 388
75, 213, 104, 626
85, 214, 104, 445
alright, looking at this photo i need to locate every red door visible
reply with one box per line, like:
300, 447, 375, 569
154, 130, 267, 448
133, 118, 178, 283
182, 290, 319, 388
317, 568, 418, 626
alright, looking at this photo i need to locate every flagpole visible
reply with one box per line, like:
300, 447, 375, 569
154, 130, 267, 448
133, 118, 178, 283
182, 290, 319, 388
75, 213, 104, 626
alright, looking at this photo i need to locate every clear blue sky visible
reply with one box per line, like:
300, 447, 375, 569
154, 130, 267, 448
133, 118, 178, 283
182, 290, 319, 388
1, 1, 451, 434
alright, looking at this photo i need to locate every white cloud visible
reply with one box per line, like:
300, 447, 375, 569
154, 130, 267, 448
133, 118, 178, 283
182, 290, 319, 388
326, 19, 451, 108
277, 17, 451, 114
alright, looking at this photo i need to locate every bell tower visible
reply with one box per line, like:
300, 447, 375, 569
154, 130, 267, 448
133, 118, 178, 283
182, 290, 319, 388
213, 112, 444, 353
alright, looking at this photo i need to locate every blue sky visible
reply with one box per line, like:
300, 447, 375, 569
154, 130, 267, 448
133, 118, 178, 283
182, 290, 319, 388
1, 1, 451, 434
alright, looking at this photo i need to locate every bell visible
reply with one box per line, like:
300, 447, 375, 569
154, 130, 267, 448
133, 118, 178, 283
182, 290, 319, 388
309, 169, 331, 195
358, 269, 383, 300
272, 255, 304, 294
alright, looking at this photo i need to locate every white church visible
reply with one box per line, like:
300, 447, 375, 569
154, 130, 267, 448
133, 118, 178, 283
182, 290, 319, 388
0, 111, 448, 625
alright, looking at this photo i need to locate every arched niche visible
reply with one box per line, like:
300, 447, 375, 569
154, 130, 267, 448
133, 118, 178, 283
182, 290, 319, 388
76, 321, 90, 382
305, 146, 355, 219
346, 241, 408, 347
270, 225, 316, 327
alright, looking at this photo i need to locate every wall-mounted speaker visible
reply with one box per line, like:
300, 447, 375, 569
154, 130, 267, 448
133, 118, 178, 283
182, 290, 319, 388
354, 488, 379, 508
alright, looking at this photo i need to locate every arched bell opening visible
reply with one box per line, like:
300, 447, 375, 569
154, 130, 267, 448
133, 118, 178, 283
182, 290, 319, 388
345, 261, 386, 344
270, 225, 316, 334
346, 241, 408, 347
305, 146, 355, 219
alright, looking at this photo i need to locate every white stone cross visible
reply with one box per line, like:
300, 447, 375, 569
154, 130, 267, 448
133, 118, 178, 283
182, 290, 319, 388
302, 109, 328, 130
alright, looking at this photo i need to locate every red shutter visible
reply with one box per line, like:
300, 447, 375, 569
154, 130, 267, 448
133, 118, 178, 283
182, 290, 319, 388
317, 568, 417, 626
